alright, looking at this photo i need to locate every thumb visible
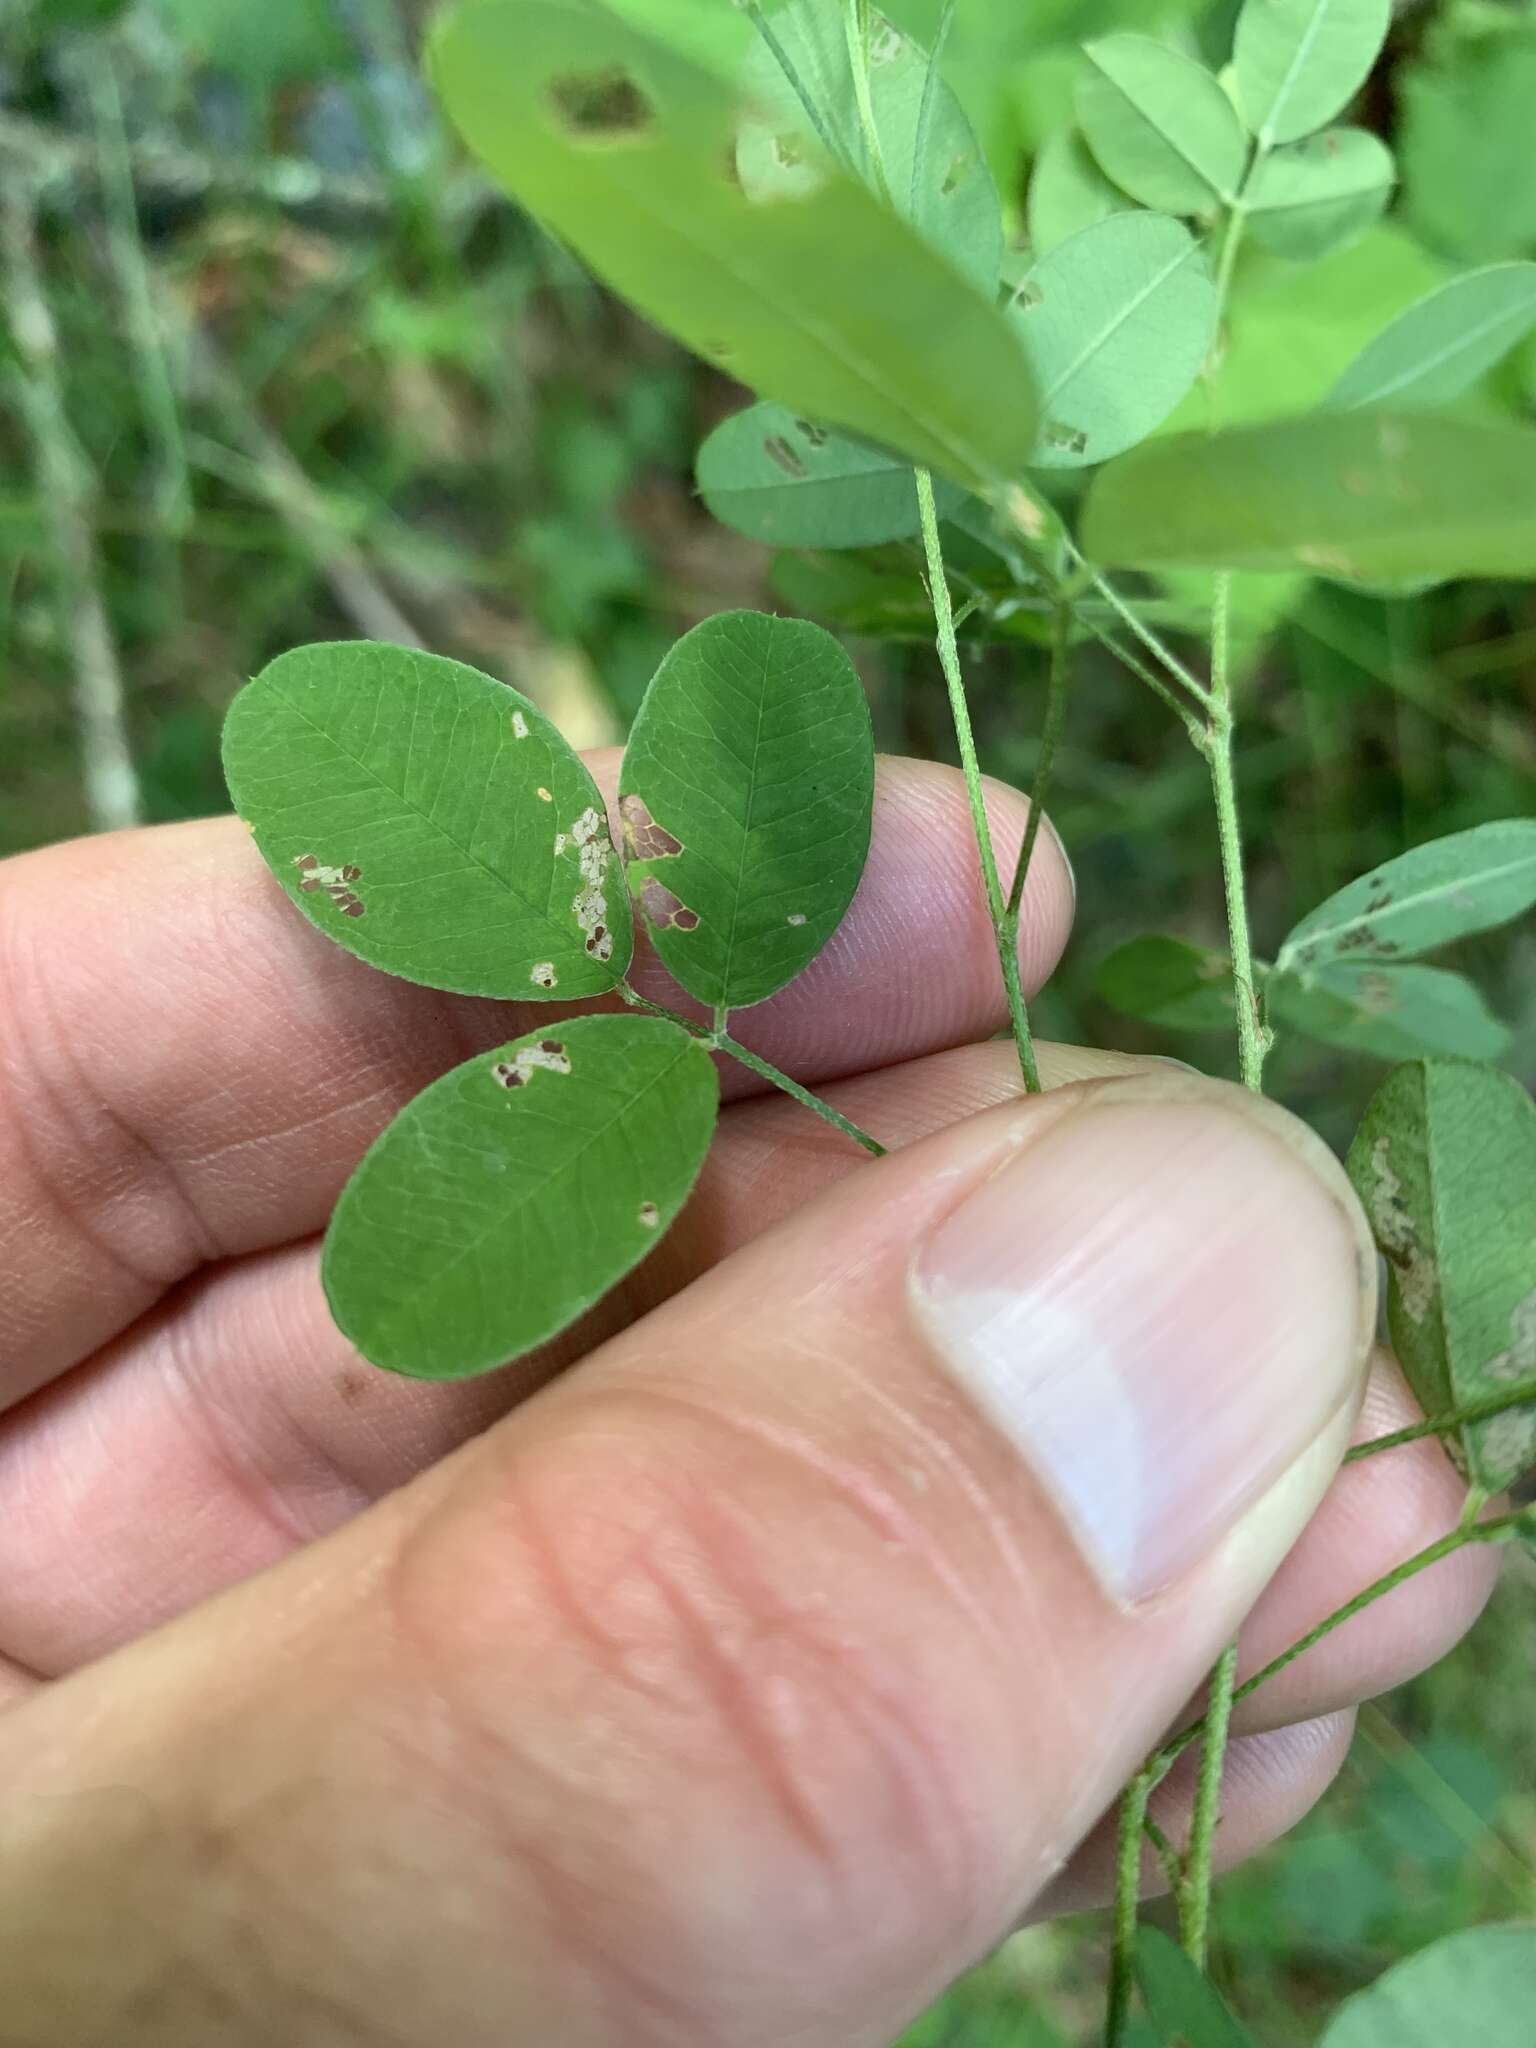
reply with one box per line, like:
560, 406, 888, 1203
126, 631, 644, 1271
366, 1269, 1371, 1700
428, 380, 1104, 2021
0, 1073, 1374, 2048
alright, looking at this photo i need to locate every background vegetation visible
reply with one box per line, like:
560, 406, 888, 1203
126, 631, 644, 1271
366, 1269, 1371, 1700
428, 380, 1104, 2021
1, 0, 1533, 2039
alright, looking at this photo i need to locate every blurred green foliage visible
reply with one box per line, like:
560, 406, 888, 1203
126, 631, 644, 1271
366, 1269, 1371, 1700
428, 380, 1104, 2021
2, 1, 1534, 2040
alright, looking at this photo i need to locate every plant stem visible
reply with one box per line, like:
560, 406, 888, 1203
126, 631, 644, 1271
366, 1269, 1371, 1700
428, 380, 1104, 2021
1153, 1508, 1530, 1780
1084, 564, 1216, 717
1006, 595, 1072, 922
1179, 1641, 1236, 1967
915, 466, 1041, 1093
619, 985, 886, 1157
1344, 1377, 1536, 1463
844, 0, 894, 205
1205, 585, 1267, 1095
1107, 1764, 1165, 2048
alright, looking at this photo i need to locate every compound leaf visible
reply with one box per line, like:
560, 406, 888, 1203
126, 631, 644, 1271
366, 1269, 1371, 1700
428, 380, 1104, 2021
1245, 128, 1395, 261
1278, 820, 1536, 972
324, 1013, 718, 1379
1326, 263, 1536, 410
1027, 125, 1134, 256
620, 611, 874, 1013
1081, 411, 1536, 578
430, 0, 1034, 490
1232, 0, 1391, 148
1075, 35, 1247, 217
1321, 1928, 1536, 2048
1270, 962, 1512, 1063
696, 401, 959, 547
1096, 934, 1239, 1031
223, 640, 631, 1000
1008, 212, 1216, 469
737, 0, 1002, 296
1347, 1061, 1536, 1493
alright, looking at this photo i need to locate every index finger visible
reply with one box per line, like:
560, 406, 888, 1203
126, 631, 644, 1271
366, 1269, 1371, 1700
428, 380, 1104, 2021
0, 753, 1074, 1402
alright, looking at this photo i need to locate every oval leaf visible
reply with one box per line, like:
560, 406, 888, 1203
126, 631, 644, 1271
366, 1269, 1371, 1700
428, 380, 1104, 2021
737, 0, 1002, 296
1278, 819, 1536, 971
1326, 262, 1536, 410
1321, 1927, 1536, 2048
1096, 933, 1238, 1031
697, 401, 959, 547
1075, 35, 1248, 216
1271, 961, 1512, 1063
1081, 411, 1536, 578
223, 640, 632, 1000
1027, 125, 1133, 256
1008, 212, 1216, 469
324, 1013, 719, 1378
1233, 0, 1391, 148
620, 611, 874, 1013
1346, 1060, 1536, 1493
1245, 128, 1395, 261
429, 0, 1034, 491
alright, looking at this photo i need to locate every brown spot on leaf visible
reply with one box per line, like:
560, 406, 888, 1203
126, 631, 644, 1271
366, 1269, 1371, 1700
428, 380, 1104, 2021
546, 67, 653, 141
294, 854, 365, 918
1044, 419, 1088, 456
638, 1200, 661, 1229
763, 434, 808, 480
639, 876, 701, 932
620, 792, 684, 861
492, 1040, 573, 1090
795, 419, 828, 447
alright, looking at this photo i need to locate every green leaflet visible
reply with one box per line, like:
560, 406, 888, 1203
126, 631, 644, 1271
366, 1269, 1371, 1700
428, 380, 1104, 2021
1007, 212, 1216, 469
619, 611, 875, 1013
1244, 128, 1395, 262
222, 641, 632, 1000
1347, 1060, 1536, 1494
1399, 27, 1536, 265
1320, 1927, 1536, 2048
1326, 263, 1536, 410
1277, 820, 1536, 972
1027, 126, 1133, 256
1231, 0, 1391, 148
152, 0, 344, 84
1081, 411, 1536, 578
429, 0, 1035, 491
324, 1013, 719, 1379
696, 402, 959, 548
1135, 1928, 1257, 2048
737, 0, 1003, 297
1270, 962, 1512, 1063
1075, 35, 1247, 217
1095, 934, 1239, 1031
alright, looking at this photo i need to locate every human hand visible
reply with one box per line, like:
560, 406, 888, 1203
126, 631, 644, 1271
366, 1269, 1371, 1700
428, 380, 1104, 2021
0, 758, 1497, 2045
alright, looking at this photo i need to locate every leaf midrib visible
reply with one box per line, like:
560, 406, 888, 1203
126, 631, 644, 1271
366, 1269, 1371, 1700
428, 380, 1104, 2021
1280, 840, 1536, 966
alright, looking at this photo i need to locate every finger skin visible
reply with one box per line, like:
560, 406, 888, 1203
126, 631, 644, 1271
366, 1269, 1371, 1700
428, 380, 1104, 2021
0, 762, 1072, 1404
0, 1074, 1370, 2048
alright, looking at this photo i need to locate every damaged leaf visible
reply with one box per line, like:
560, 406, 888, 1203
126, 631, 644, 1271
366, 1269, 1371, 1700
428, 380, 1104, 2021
1006, 212, 1217, 471
429, 0, 1035, 491
1277, 820, 1536, 974
1346, 1060, 1536, 1493
1270, 961, 1512, 1063
324, 1013, 718, 1379
1080, 411, 1536, 578
696, 401, 959, 548
222, 641, 632, 999
619, 610, 875, 1013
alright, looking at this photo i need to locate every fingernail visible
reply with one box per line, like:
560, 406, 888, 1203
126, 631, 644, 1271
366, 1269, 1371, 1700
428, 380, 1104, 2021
911, 1079, 1373, 1605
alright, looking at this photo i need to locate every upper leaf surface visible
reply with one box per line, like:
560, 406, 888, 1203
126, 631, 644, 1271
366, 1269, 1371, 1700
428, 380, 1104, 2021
1347, 1060, 1536, 1494
1326, 263, 1536, 410
1135, 1927, 1257, 2048
1007, 212, 1216, 470
1095, 934, 1238, 1031
223, 640, 631, 999
1081, 411, 1536, 578
324, 1013, 718, 1378
1278, 820, 1536, 972
1075, 36, 1247, 216
430, 0, 1035, 491
1232, 0, 1391, 148
619, 610, 874, 1013
1027, 125, 1134, 256
696, 401, 955, 548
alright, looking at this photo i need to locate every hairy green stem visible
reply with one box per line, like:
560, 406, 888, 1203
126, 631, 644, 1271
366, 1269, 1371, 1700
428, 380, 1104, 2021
1107, 1769, 1155, 2048
916, 466, 1042, 1092
1006, 596, 1072, 922
844, 0, 894, 205
619, 985, 886, 1157
1179, 1640, 1237, 1967
1345, 1376, 1536, 1464
1155, 1509, 1530, 1780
